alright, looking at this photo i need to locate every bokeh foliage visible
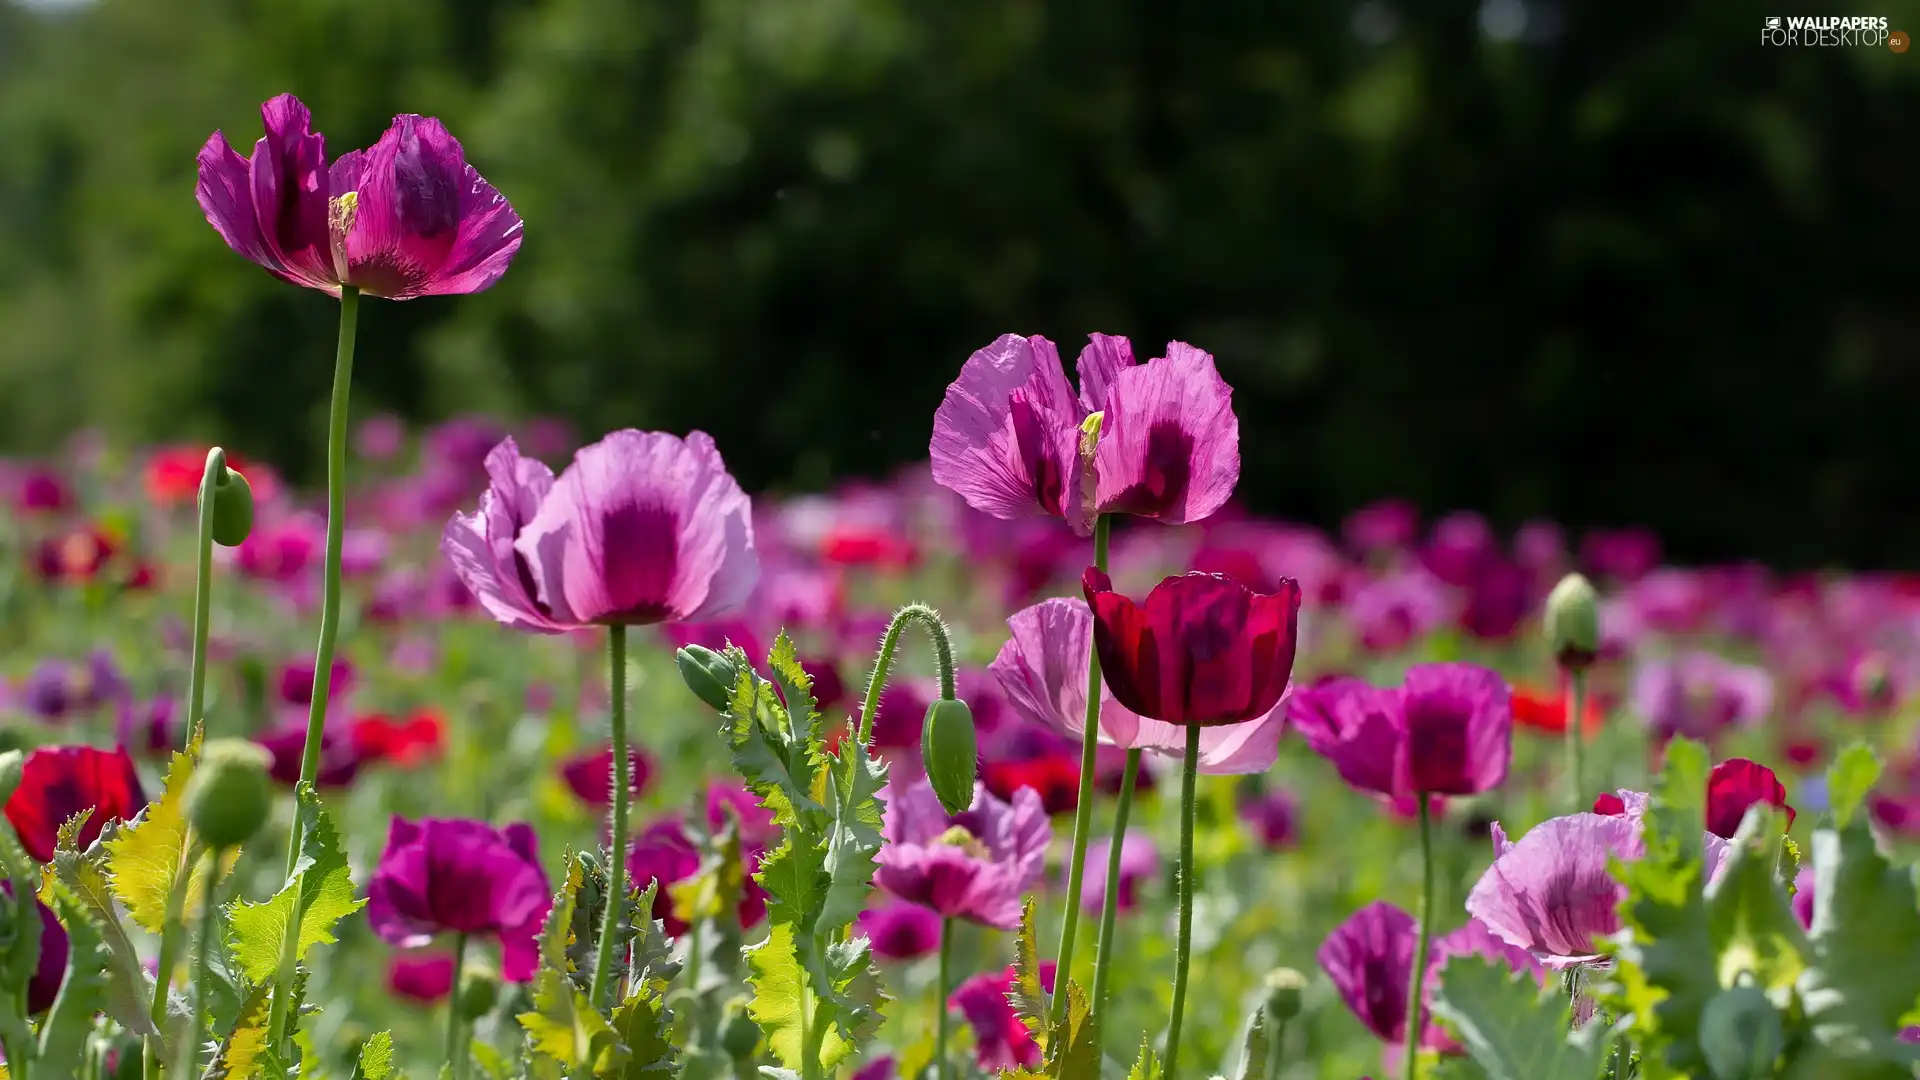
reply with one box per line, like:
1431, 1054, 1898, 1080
1, 0, 1917, 565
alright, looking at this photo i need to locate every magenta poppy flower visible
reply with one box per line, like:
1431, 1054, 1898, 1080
1631, 652, 1773, 742
1346, 568, 1451, 654
1793, 867, 1815, 931
950, 963, 1055, 1070
627, 819, 766, 937
278, 656, 353, 709
4, 745, 147, 862
1581, 527, 1661, 582
257, 722, 364, 789
1343, 499, 1420, 556
441, 432, 758, 633
1318, 902, 1539, 1060
929, 333, 1239, 535
558, 745, 654, 809
1077, 832, 1158, 915
1081, 569, 1300, 727
1704, 758, 1795, 838
856, 900, 943, 961
386, 950, 456, 1004
197, 94, 521, 298
1289, 664, 1512, 799
992, 597, 1287, 771
874, 781, 1049, 930
366, 817, 551, 982
1240, 790, 1298, 849
0, 881, 69, 1014
705, 782, 779, 848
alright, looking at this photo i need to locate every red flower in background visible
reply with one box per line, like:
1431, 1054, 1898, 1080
35, 527, 116, 583
559, 745, 654, 808
145, 447, 275, 507
983, 753, 1082, 816
1510, 685, 1605, 737
821, 525, 917, 570
352, 710, 447, 767
4, 745, 147, 862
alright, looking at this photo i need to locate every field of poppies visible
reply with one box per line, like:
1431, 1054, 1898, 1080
0, 93, 1916, 1080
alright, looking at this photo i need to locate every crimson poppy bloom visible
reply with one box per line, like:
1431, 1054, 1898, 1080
386, 950, 456, 1004
1703, 758, 1795, 838
4, 745, 147, 862
558, 745, 654, 809
198, 94, 522, 299
1080, 568, 1300, 727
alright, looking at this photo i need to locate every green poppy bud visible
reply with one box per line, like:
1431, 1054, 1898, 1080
183, 739, 273, 851
676, 645, 739, 712
1697, 981, 1782, 1080
199, 466, 255, 548
922, 698, 978, 815
456, 962, 501, 1021
719, 995, 761, 1059
1544, 572, 1600, 670
1262, 967, 1307, 1022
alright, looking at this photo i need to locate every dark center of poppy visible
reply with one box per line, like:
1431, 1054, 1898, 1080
1099, 421, 1192, 517
1009, 391, 1065, 513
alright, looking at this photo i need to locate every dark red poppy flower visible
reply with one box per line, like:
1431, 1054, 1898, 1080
386, 949, 456, 1004
0, 882, 68, 1013
1081, 568, 1300, 726
4, 745, 147, 861
1705, 758, 1794, 839
1511, 685, 1605, 737
558, 745, 654, 809
257, 723, 363, 789
34, 528, 116, 583
984, 753, 1082, 816
1593, 792, 1628, 816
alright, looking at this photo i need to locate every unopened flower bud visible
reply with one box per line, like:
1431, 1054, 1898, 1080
456, 963, 501, 1020
1697, 980, 1782, 1080
1262, 967, 1307, 1022
719, 995, 761, 1059
921, 698, 978, 815
183, 739, 273, 850
1544, 572, 1600, 670
198, 464, 254, 548
676, 646, 738, 712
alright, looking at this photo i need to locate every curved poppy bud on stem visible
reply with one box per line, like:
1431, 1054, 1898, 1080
1543, 573, 1599, 671
922, 698, 979, 815
456, 963, 501, 1021
184, 739, 274, 850
201, 457, 255, 548
676, 645, 739, 713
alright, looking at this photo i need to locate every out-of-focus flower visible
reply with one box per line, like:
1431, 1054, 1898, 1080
1510, 684, 1605, 737
367, 817, 550, 982
1792, 868, 1815, 931
1290, 664, 1512, 799
706, 782, 779, 848
387, 949, 456, 1004
15, 468, 69, 514
1421, 512, 1498, 589
626, 819, 766, 937
1704, 758, 1795, 838
1459, 559, 1532, 641
4, 745, 147, 862
1240, 790, 1298, 849
0, 882, 68, 1013
351, 710, 446, 767
198, 94, 522, 299
992, 597, 1288, 772
278, 656, 354, 709
35, 526, 116, 583
874, 781, 1049, 930
257, 722, 363, 789
441, 432, 758, 632
1346, 569, 1451, 654
236, 515, 322, 583
1581, 527, 1661, 583
929, 333, 1239, 535
116, 696, 177, 757
1077, 832, 1158, 914
1343, 499, 1420, 556
856, 900, 943, 961
1632, 652, 1772, 743
950, 963, 1055, 1070
558, 745, 654, 809
357, 414, 408, 461
982, 748, 1083, 816
1082, 569, 1300, 727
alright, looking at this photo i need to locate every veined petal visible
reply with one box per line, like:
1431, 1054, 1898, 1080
1074, 333, 1134, 414
1093, 342, 1239, 525
344, 115, 521, 299
930, 335, 1083, 524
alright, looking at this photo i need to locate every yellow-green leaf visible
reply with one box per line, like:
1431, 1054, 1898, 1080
106, 732, 200, 933
1009, 897, 1049, 1038
518, 967, 620, 1070
746, 922, 808, 1070
226, 783, 366, 981
353, 1031, 396, 1080
42, 820, 155, 1036
217, 983, 275, 1080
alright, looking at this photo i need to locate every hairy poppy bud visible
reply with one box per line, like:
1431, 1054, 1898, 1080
1262, 967, 1307, 1022
199, 464, 255, 547
1697, 980, 1782, 1080
184, 739, 273, 850
719, 996, 760, 1058
1544, 573, 1599, 670
676, 646, 739, 712
456, 963, 501, 1021
921, 698, 978, 814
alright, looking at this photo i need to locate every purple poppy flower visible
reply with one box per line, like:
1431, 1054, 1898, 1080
991, 598, 1286, 772
278, 656, 354, 709
705, 782, 779, 848
1792, 867, 1815, 931
1077, 832, 1158, 914
1240, 790, 1298, 849
1343, 499, 1420, 556
950, 963, 1054, 1070
356, 414, 408, 461
1346, 569, 1451, 654
257, 722, 363, 789
387, 949, 456, 1004
367, 817, 551, 983
0, 881, 68, 1014
1289, 664, 1512, 799
1421, 512, 1498, 588
929, 333, 1239, 535
116, 696, 177, 757
15, 468, 70, 514
856, 900, 943, 961
22, 661, 81, 722
197, 94, 521, 299
441, 432, 758, 633
874, 780, 1050, 930
1581, 527, 1661, 583
558, 745, 654, 809
1631, 652, 1772, 743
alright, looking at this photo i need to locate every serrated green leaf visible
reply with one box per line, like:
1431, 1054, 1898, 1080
727, 667, 820, 826
1705, 806, 1810, 993
1827, 744, 1882, 830
36, 878, 109, 1069
353, 1031, 395, 1080
216, 982, 276, 1080
54, 808, 92, 855
746, 923, 811, 1070
519, 966, 621, 1070
627, 880, 681, 989
674, 823, 751, 929
766, 633, 821, 749
1795, 816, 1920, 1065
106, 733, 200, 933
1126, 1040, 1160, 1080
226, 784, 367, 981
1780, 835, 1803, 890
819, 732, 888, 933
1009, 897, 1050, 1039
754, 834, 828, 930
1232, 1009, 1267, 1080
1046, 981, 1097, 1080
1429, 955, 1611, 1080
546, 851, 585, 976
603, 982, 679, 1078
42, 818, 155, 1036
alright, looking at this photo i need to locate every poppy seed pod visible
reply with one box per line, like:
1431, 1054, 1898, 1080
1262, 967, 1308, 1022
719, 996, 761, 1059
200, 465, 255, 547
184, 739, 274, 850
922, 698, 979, 815
676, 645, 739, 713
455, 963, 501, 1021
1543, 573, 1599, 670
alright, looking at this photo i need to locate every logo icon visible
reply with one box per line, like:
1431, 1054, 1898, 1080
1766, 16, 1781, 29
1893, 29, 1911, 52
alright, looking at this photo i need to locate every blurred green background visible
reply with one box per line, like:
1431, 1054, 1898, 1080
1, 0, 1915, 566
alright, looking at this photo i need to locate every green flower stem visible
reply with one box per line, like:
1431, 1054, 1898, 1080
184, 447, 224, 746
1403, 795, 1436, 1080
936, 917, 954, 1080
1566, 668, 1588, 809
143, 839, 196, 1080
1164, 724, 1200, 1080
1051, 513, 1111, 1021
270, 283, 360, 1052
1089, 748, 1142, 1032
855, 603, 958, 746
0, 844, 37, 1079
446, 933, 470, 1080
590, 623, 631, 1009
0, 994, 32, 1080
176, 849, 226, 1080
1265, 1016, 1287, 1080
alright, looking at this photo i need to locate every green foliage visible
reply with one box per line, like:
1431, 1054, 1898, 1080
1428, 955, 1612, 1080
217, 983, 283, 1080
41, 817, 154, 1036
352, 1032, 396, 1080
520, 966, 620, 1072
34, 878, 109, 1076
1009, 898, 1050, 1037
1825, 745, 1882, 830
106, 732, 201, 934
1127, 1040, 1161, 1080
226, 783, 368, 982
1232, 1009, 1268, 1080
